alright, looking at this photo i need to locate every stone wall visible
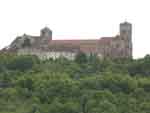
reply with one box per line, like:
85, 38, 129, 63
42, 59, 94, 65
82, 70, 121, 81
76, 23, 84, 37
18, 48, 76, 60
7, 22, 132, 60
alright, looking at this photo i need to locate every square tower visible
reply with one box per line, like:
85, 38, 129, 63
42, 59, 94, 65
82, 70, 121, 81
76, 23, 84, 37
40, 27, 52, 41
120, 21, 132, 41
120, 21, 132, 58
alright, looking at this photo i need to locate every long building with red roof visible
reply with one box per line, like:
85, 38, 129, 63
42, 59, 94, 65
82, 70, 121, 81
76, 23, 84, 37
4, 22, 132, 60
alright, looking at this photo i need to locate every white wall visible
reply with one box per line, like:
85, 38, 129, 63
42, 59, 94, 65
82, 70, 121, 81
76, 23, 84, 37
18, 48, 76, 60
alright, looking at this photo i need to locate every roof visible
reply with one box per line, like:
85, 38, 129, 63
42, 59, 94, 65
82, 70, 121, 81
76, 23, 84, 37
49, 39, 100, 53
4, 34, 116, 54
99, 37, 114, 45
120, 21, 131, 25
48, 37, 114, 53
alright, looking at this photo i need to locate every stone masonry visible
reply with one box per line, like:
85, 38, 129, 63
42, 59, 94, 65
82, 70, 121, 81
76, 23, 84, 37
2, 22, 132, 60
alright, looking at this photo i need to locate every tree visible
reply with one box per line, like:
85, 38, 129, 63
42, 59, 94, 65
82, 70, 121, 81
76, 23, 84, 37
75, 51, 87, 64
7, 55, 39, 71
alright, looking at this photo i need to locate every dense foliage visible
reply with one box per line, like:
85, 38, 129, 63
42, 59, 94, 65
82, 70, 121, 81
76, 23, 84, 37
0, 53, 150, 113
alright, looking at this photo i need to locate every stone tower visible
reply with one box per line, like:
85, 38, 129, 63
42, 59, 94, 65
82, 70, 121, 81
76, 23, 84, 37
120, 21, 132, 58
40, 27, 52, 45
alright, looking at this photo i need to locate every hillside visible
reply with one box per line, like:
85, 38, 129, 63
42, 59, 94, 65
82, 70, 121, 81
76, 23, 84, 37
0, 53, 150, 113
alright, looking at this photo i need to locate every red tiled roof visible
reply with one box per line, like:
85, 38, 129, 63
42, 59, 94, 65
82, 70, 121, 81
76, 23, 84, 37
99, 37, 114, 44
50, 37, 114, 44
47, 37, 115, 53
49, 39, 100, 53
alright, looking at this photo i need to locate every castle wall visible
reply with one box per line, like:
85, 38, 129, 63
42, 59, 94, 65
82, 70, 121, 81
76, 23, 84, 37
7, 22, 132, 60
18, 48, 76, 60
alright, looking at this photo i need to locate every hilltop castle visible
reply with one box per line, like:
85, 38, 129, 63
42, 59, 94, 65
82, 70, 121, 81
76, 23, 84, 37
3, 22, 132, 60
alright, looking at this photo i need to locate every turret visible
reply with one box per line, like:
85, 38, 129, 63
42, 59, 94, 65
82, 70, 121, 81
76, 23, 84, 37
120, 21, 132, 41
40, 27, 52, 43
120, 21, 132, 58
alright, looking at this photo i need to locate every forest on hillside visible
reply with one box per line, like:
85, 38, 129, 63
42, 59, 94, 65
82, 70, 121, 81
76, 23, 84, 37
0, 53, 150, 113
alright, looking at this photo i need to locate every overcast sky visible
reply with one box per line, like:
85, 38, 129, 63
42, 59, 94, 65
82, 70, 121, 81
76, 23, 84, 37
0, 0, 149, 58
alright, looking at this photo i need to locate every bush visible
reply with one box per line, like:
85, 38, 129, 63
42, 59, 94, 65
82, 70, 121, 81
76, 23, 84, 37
7, 55, 39, 71
75, 52, 87, 64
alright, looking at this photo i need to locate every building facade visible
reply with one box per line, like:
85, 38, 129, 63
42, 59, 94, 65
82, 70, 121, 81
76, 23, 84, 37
4, 22, 132, 60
